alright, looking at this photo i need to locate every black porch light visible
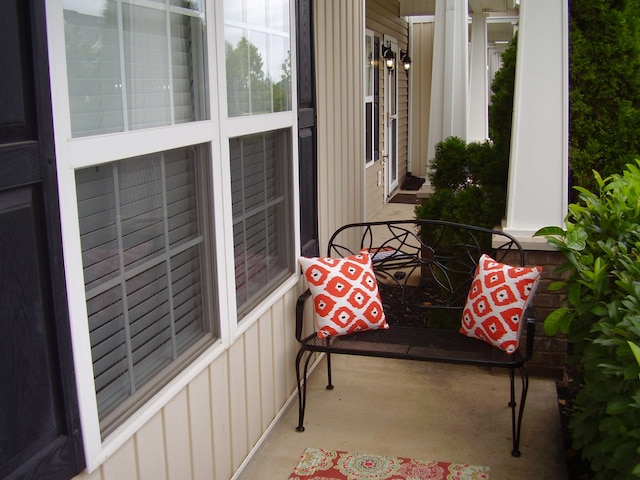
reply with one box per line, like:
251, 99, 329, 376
400, 49, 412, 73
382, 43, 396, 71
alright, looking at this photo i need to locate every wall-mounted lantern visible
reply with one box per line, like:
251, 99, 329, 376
400, 49, 412, 73
381, 43, 396, 71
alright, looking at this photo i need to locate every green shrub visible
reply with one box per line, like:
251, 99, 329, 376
535, 162, 640, 479
415, 137, 505, 230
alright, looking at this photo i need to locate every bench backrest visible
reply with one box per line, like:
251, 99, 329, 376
326, 219, 525, 329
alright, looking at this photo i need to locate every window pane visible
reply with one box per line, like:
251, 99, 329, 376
76, 145, 215, 434
64, 0, 208, 137
230, 130, 293, 318
224, 0, 291, 117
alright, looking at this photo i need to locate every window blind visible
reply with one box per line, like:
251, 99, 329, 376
76, 146, 211, 432
230, 130, 293, 317
64, 0, 206, 138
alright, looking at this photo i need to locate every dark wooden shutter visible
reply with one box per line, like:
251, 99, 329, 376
0, 1, 84, 478
296, 0, 319, 257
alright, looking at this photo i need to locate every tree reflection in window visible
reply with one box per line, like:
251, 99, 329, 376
226, 37, 291, 116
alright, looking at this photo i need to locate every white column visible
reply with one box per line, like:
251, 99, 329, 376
504, 0, 569, 244
468, 13, 488, 142
426, 0, 469, 163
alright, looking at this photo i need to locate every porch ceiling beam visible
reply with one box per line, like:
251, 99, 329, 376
399, 0, 518, 16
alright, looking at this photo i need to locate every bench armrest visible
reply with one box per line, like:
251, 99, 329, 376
296, 288, 313, 342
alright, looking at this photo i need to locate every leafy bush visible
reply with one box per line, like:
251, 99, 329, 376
415, 137, 506, 230
535, 162, 640, 479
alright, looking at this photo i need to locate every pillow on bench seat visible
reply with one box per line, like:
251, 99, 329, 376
299, 251, 390, 338
460, 254, 541, 354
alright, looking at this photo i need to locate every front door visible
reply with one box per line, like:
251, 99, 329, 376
0, 1, 84, 478
384, 38, 399, 200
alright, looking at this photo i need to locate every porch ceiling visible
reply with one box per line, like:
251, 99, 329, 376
399, 0, 519, 16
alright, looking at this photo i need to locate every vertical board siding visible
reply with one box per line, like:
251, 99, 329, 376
210, 355, 233, 480
258, 312, 276, 432
315, 0, 364, 249
410, 21, 435, 179
243, 323, 262, 450
163, 389, 193, 480
187, 369, 215, 480
135, 415, 168, 480
228, 340, 248, 471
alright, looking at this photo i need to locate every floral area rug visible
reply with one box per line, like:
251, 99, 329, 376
289, 447, 490, 480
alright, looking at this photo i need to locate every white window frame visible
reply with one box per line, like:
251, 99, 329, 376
44, 0, 300, 471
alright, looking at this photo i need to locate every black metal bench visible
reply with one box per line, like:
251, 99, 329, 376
295, 219, 537, 457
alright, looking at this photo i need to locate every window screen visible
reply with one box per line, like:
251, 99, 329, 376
230, 130, 293, 318
75, 145, 215, 435
63, 0, 208, 137
224, 0, 291, 116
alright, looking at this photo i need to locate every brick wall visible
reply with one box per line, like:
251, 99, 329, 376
524, 249, 568, 379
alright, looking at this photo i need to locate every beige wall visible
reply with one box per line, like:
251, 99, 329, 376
366, 0, 409, 219
409, 20, 434, 179
315, 0, 366, 247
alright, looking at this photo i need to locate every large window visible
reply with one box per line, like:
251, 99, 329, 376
230, 130, 293, 318
64, 0, 208, 137
76, 145, 213, 436
55, 0, 298, 467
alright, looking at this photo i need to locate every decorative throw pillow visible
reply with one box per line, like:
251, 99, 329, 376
299, 251, 389, 338
460, 254, 542, 354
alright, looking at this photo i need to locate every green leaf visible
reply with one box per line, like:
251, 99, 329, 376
544, 307, 570, 335
566, 226, 588, 250
629, 341, 640, 369
547, 281, 567, 291
606, 398, 632, 415
534, 225, 566, 237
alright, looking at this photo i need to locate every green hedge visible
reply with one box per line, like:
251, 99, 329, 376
536, 162, 640, 479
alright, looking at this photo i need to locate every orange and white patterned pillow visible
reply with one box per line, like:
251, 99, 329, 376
460, 254, 541, 354
299, 251, 389, 338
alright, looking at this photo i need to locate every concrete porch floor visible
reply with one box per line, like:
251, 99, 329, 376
237, 198, 567, 479
237, 355, 566, 479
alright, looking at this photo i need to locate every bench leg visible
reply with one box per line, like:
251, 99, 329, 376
326, 353, 334, 390
295, 348, 314, 432
508, 365, 529, 457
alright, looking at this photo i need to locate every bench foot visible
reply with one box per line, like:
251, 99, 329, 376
509, 365, 529, 457
295, 348, 315, 432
